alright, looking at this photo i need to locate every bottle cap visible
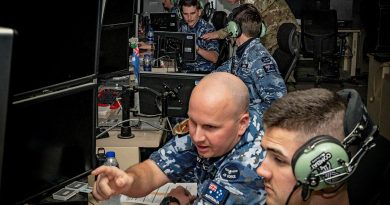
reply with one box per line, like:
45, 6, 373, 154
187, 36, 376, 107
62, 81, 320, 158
106, 151, 116, 158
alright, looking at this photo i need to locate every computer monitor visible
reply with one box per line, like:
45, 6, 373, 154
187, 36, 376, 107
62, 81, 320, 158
154, 31, 196, 63
0, 84, 97, 204
98, 25, 130, 79
102, 0, 136, 26
150, 12, 179, 32
330, 0, 354, 23
0, 27, 14, 192
0, 0, 100, 96
138, 71, 205, 117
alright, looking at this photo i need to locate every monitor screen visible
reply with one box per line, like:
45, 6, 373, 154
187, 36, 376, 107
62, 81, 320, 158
154, 31, 196, 63
0, 0, 100, 96
150, 12, 179, 32
0, 84, 97, 204
0, 28, 15, 190
138, 71, 205, 117
330, 0, 354, 22
102, 0, 136, 26
98, 25, 130, 79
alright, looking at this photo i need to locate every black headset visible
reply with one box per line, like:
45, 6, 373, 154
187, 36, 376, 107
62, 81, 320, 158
226, 4, 267, 38
290, 89, 378, 201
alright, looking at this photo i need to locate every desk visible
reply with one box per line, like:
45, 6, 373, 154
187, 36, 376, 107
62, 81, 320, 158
96, 126, 165, 169
338, 28, 363, 77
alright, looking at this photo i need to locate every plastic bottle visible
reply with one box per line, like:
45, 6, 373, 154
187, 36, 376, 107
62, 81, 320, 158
104, 151, 119, 168
143, 53, 152, 71
146, 26, 154, 45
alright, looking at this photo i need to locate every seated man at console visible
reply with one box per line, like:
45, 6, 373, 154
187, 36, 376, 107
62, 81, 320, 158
179, 0, 219, 73
257, 88, 378, 205
92, 72, 267, 204
215, 4, 286, 117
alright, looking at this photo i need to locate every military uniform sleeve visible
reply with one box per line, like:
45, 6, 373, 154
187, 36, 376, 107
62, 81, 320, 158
149, 135, 197, 182
216, 27, 229, 39
198, 22, 219, 53
251, 54, 287, 114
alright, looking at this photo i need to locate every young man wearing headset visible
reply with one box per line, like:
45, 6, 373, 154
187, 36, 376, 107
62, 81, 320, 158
202, 0, 298, 54
214, 3, 286, 117
257, 88, 378, 205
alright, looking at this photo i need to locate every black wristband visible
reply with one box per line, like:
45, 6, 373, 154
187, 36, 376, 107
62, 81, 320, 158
160, 196, 181, 205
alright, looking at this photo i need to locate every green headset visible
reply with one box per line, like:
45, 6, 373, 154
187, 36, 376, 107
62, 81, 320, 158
226, 4, 267, 38
290, 89, 378, 201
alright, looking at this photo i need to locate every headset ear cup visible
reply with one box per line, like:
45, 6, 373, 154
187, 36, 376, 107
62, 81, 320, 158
292, 135, 350, 191
260, 22, 267, 38
227, 20, 241, 38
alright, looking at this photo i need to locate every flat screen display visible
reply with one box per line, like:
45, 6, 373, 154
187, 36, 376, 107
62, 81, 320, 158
138, 71, 205, 117
154, 31, 196, 63
0, 84, 97, 204
0, 0, 100, 96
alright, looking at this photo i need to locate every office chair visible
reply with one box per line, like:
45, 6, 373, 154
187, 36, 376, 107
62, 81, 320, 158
211, 10, 230, 67
301, 9, 339, 86
272, 23, 301, 82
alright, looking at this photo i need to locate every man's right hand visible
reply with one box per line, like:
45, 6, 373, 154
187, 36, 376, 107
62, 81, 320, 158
91, 165, 134, 201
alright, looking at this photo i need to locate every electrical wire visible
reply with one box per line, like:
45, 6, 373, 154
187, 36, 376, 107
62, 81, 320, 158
95, 118, 171, 139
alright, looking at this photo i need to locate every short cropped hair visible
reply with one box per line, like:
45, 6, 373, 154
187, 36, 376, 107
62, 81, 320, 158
233, 3, 262, 38
263, 88, 346, 142
179, 0, 202, 10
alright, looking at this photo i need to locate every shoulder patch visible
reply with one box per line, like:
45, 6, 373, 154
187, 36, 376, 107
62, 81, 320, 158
263, 64, 277, 73
202, 181, 230, 205
221, 164, 240, 180
261, 56, 272, 63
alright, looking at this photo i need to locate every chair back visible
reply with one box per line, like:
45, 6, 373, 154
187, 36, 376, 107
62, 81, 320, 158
211, 10, 230, 67
301, 9, 338, 60
272, 23, 300, 82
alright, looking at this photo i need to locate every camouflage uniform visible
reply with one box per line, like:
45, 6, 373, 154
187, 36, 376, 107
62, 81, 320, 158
150, 108, 266, 205
216, 38, 286, 117
215, 0, 298, 54
179, 19, 219, 72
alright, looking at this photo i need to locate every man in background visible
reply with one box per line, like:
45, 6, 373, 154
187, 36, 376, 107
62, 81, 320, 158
202, 0, 298, 54
215, 3, 286, 117
179, 0, 219, 73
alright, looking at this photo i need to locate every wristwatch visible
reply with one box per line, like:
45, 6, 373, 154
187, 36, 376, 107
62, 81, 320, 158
160, 196, 180, 205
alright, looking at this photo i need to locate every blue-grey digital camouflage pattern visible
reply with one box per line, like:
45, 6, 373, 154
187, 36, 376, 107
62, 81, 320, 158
150, 108, 267, 205
216, 38, 287, 117
179, 18, 219, 72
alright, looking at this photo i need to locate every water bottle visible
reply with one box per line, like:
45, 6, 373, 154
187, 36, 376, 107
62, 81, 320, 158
143, 53, 152, 71
146, 26, 154, 45
104, 151, 119, 168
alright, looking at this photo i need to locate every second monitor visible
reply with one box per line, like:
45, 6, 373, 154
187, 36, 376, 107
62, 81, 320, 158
138, 71, 205, 118
154, 31, 196, 64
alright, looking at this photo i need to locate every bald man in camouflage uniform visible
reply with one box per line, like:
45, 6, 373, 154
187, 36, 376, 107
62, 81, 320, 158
92, 72, 267, 205
215, 4, 286, 117
202, 0, 298, 54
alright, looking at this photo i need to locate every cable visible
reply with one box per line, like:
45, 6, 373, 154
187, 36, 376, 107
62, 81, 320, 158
285, 183, 301, 205
95, 118, 171, 139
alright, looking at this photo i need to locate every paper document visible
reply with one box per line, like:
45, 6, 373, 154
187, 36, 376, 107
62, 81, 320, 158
120, 183, 197, 204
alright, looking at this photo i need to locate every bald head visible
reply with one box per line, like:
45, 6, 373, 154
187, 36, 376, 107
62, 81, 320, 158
190, 72, 249, 116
